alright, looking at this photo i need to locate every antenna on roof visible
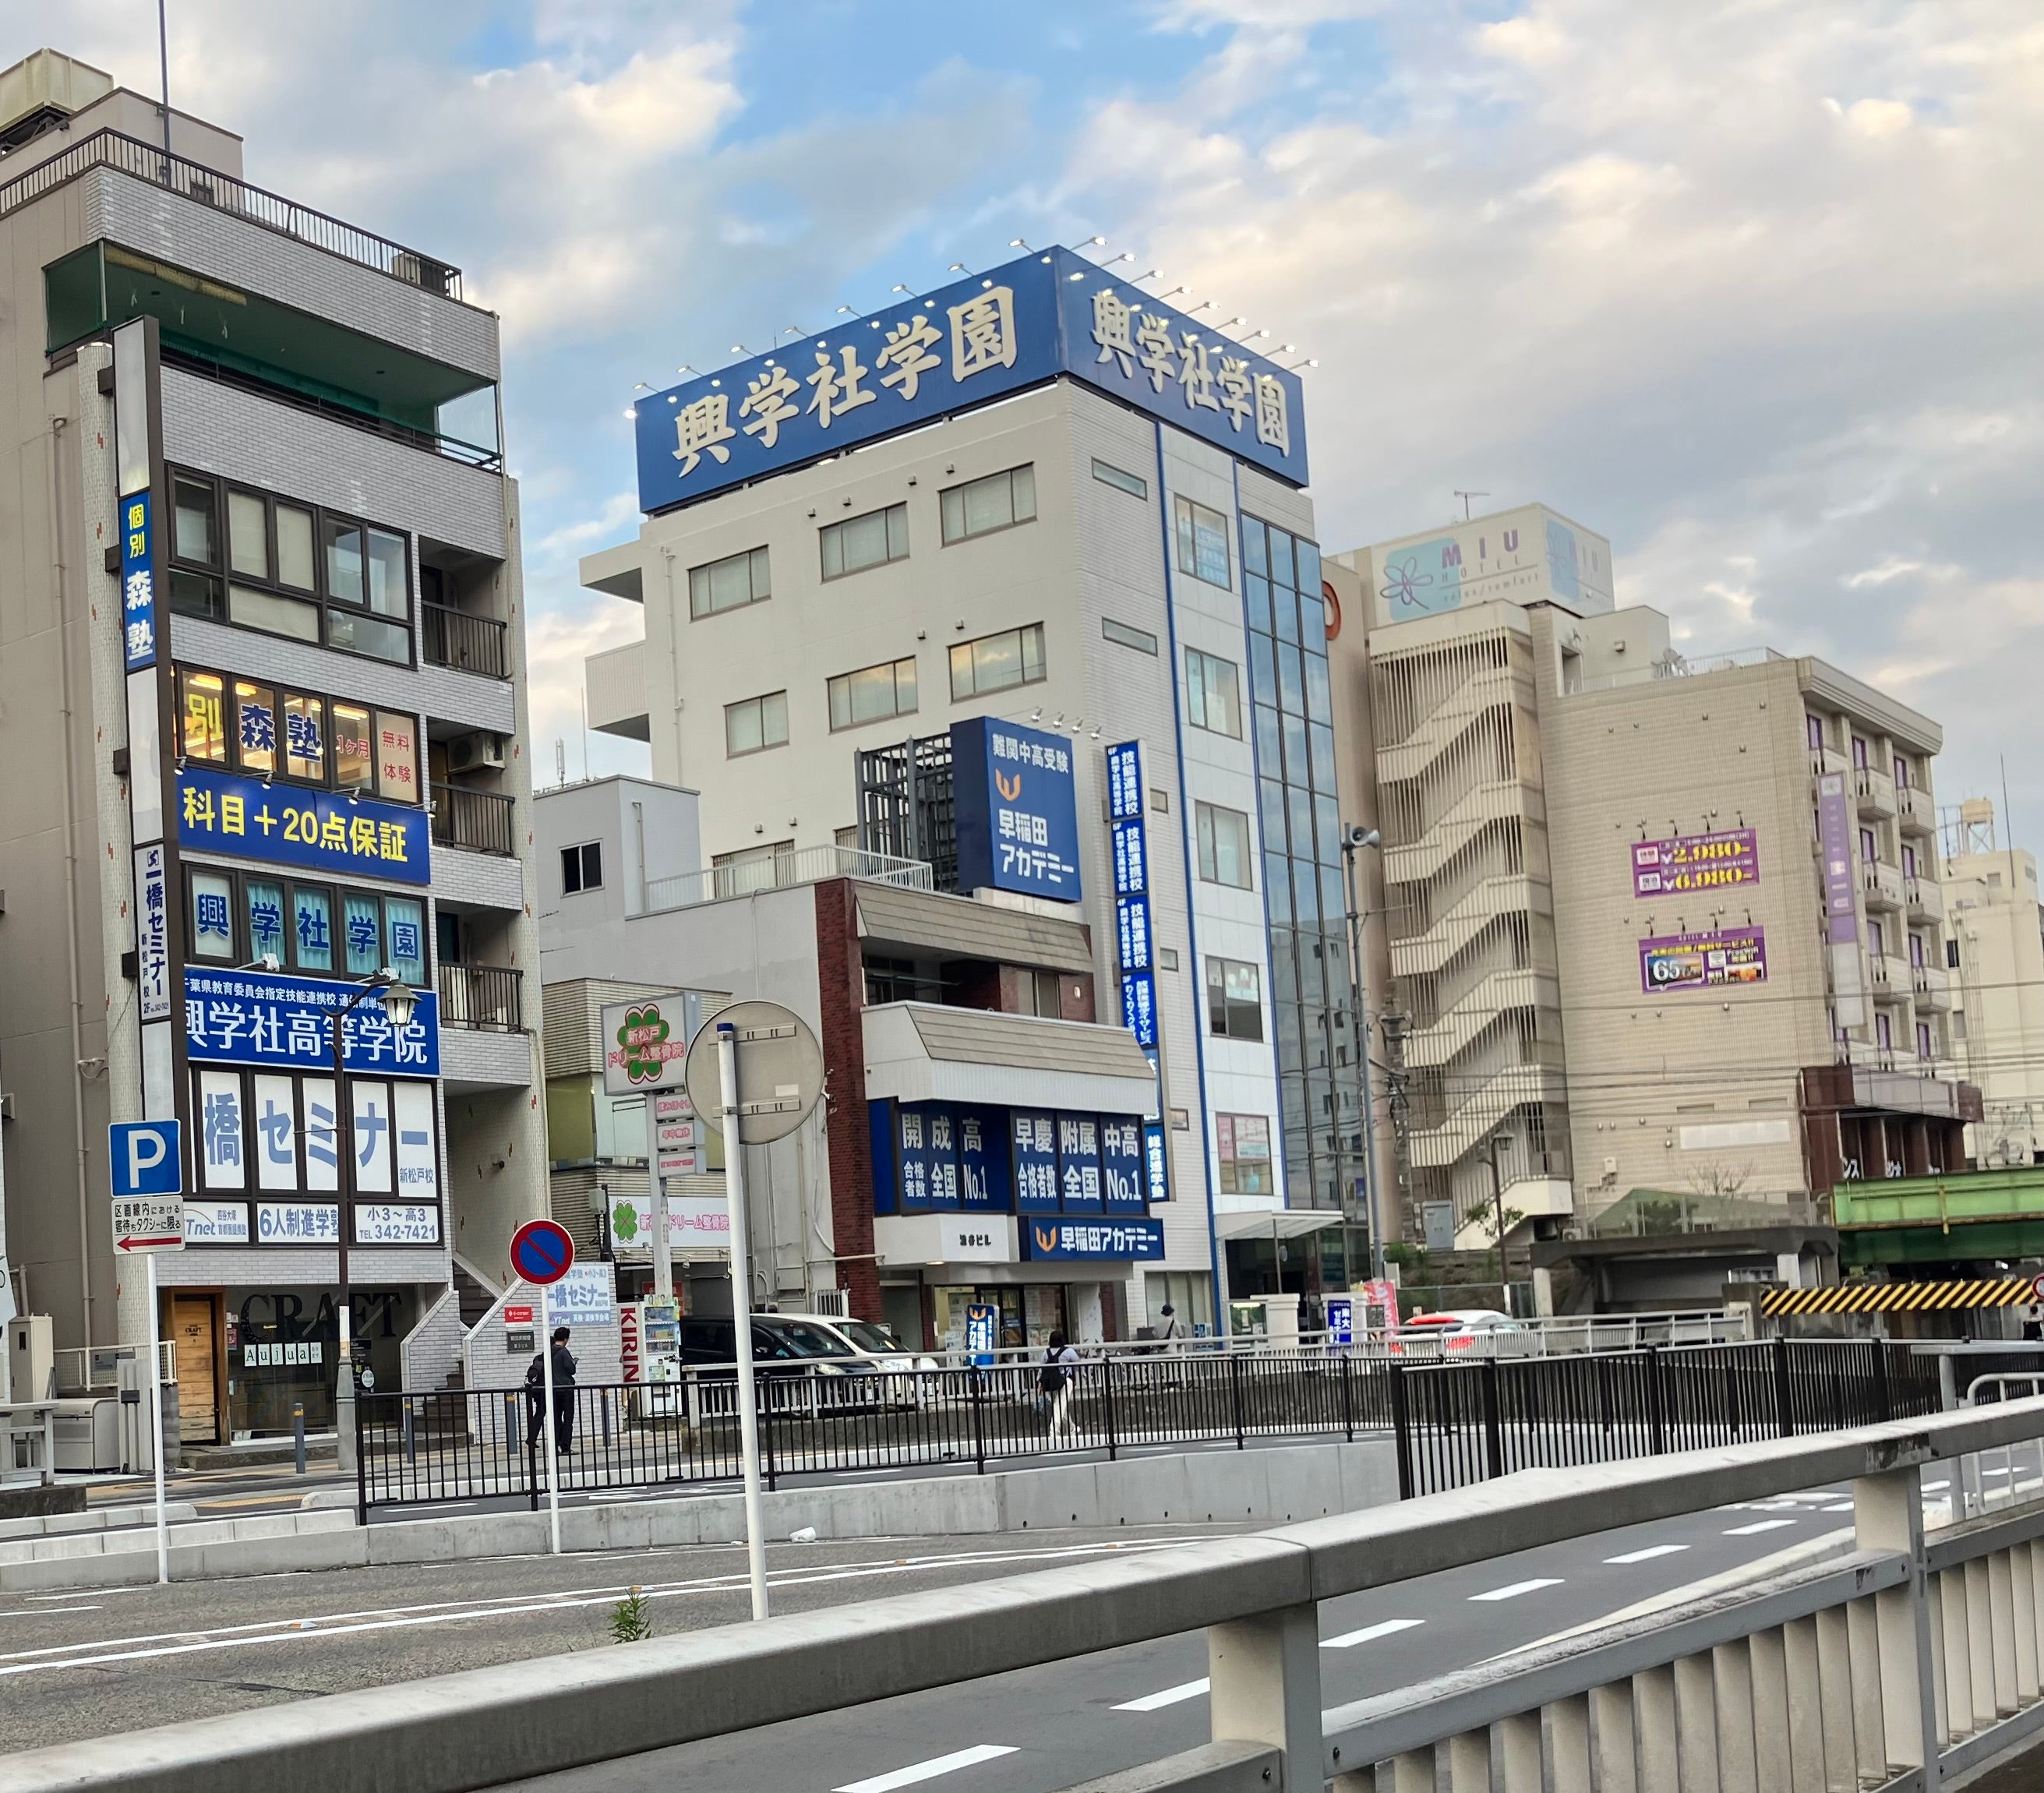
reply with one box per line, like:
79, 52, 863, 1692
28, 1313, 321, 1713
1454, 490, 1491, 521
157, 0, 173, 168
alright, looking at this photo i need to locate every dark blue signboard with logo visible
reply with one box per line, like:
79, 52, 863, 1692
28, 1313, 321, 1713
184, 967, 440, 1075
175, 766, 431, 888
952, 717, 1082, 902
634, 248, 1308, 514
1144, 1121, 1170, 1206
874, 1102, 1148, 1217
120, 489, 160, 672
1022, 1216, 1167, 1262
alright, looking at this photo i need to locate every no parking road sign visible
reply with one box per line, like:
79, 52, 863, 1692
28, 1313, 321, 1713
510, 1218, 575, 1287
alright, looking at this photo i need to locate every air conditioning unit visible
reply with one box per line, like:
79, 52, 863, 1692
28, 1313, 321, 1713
447, 732, 506, 775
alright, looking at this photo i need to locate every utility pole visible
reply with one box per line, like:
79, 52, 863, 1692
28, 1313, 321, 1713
1340, 824, 1383, 1279
1486, 1135, 1509, 1304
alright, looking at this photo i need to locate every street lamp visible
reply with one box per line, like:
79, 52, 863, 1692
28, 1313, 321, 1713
1340, 824, 1384, 1279
330, 969, 417, 1472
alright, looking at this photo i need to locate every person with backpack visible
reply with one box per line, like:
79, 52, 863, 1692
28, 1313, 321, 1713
524, 1325, 577, 1456
1039, 1329, 1081, 1440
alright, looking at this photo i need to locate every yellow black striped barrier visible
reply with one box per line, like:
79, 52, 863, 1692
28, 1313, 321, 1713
1761, 1279, 2039, 1317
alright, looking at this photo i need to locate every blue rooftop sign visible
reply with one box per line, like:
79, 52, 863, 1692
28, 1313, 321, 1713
634, 247, 1308, 513
952, 717, 1081, 903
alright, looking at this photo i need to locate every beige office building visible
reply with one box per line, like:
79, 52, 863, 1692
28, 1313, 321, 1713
1327, 504, 1979, 1246
1943, 800, 2044, 1167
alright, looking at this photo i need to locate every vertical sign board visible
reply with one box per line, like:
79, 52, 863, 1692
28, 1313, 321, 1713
1107, 741, 1164, 1195
1816, 771, 1868, 1029
951, 717, 1082, 902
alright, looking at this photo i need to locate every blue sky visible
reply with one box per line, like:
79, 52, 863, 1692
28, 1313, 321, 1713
27, 0, 2044, 837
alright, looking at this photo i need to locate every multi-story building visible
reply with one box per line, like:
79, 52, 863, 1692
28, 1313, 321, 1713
577, 249, 1364, 1329
0, 51, 543, 1442
1326, 503, 1980, 1255
1943, 799, 2044, 1167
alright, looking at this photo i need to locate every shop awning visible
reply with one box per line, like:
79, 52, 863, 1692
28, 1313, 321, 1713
862, 1001, 1157, 1114
1761, 1278, 2037, 1316
1215, 1210, 1348, 1241
856, 883, 1096, 972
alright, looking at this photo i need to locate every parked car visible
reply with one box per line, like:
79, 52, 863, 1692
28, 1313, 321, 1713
675, 1314, 884, 1409
1388, 1310, 1524, 1356
774, 1314, 941, 1378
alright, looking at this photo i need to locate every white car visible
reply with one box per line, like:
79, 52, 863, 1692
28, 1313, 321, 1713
771, 1313, 940, 1377
1389, 1310, 1523, 1355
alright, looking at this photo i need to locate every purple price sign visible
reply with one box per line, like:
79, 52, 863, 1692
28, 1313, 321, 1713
1639, 926, 1769, 994
1631, 828, 1760, 897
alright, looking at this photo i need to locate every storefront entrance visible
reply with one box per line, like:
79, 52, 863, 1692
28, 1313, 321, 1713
171, 1295, 221, 1445
224, 1286, 414, 1438
931, 1284, 1070, 1354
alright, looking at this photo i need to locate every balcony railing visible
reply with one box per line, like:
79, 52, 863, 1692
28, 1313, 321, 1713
2, 126, 466, 302
436, 963, 521, 1032
429, 782, 515, 857
422, 603, 510, 680
641, 843, 934, 914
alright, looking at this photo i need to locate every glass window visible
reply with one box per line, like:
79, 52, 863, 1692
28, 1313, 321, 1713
941, 464, 1036, 543
828, 657, 918, 730
1174, 495, 1231, 589
292, 886, 334, 972
327, 605, 409, 664
180, 669, 227, 761
375, 711, 419, 803
1186, 647, 1242, 738
232, 681, 277, 774
1304, 652, 1332, 722
1242, 517, 1268, 577
1101, 617, 1157, 655
561, 842, 603, 894
276, 505, 316, 590
189, 870, 235, 961
323, 517, 365, 605
1917, 1022, 1933, 1059
365, 530, 409, 618
1195, 802, 1254, 888
229, 491, 269, 580
342, 894, 382, 976
1269, 529, 1295, 591
1216, 1113, 1273, 1196
1295, 539, 1321, 597
689, 545, 771, 618
1893, 756, 1909, 790
1859, 827, 1877, 863
284, 694, 325, 782
1091, 459, 1148, 499
1206, 958, 1263, 1041
821, 503, 909, 580
1276, 641, 1304, 715
1806, 713, 1825, 752
245, 879, 287, 966
383, 898, 426, 987
172, 476, 217, 565
948, 623, 1046, 701
228, 584, 319, 642
332, 703, 374, 792
725, 691, 789, 756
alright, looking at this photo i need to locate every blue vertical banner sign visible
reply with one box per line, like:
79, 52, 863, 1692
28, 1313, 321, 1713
133, 842, 170, 1022
1011, 1110, 1059, 1213
1099, 1117, 1146, 1214
1107, 740, 1160, 1054
1144, 1122, 1170, 1207
1106, 742, 1145, 822
951, 717, 1082, 902
955, 1108, 1008, 1211
120, 488, 159, 672
1057, 1115, 1103, 1215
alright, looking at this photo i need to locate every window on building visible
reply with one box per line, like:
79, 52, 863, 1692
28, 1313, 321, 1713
1806, 712, 1825, 753
1206, 958, 1263, 1041
1852, 735, 1869, 769
1216, 1114, 1273, 1195
1195, 801, 1254, 888
1092, 459, 1148, 499
165, 468, 414, 665
949, 623, 1046, 701
1947, 937, 1961, 969
1893, 755, 1909, 790
1101, 617, 1157, 655
1174, 495, 1232, 589
179, 669, 228, 763
941, 464, 1036, 543
333, 703, 374, 793
820, 503, 908, 580
689, 545, 771, 618
561, 842, 603, 894
1859, 827, 1877, 864
1876, 1011, 1893, 1052
1869, 919, 1885, 957
1916, 1022, 1933, 1060
1185, 647, 1243, 739
725, 690, 789, 756
828, 656, 918, 730
1908, 932, 1925, 967
176, 666, 418, 805
1901, 845, 1917, 880
1029, 970, 1064, 1018
190, 868, 415, 985
189, 870, 235, 962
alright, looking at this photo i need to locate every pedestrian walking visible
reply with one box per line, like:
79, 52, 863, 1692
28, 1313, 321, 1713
1040, 1330, 1081, 1440
525, 1325, 577, 1456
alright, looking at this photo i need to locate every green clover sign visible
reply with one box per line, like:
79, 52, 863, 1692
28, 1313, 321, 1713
612, 1200, 639, 1244
616, 1005, 671, 1083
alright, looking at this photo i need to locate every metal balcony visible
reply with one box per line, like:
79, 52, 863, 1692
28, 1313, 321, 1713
429, 783, 515, 857
436, 962, 521, 1031
422, 604, 510, 680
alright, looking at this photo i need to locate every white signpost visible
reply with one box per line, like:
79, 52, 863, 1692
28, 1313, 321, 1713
683, 1001, 824, 1623
108, 1121, 184, 1585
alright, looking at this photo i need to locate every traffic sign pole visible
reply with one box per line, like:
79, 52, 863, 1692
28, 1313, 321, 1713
718, 1020, 770, 1622
540, 1307, 560, 1557
508, 1219, 577, 1559
146, 1250, 168, 1584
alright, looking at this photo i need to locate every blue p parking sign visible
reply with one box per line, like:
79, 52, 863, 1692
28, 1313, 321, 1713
109, 1121, 183, 1198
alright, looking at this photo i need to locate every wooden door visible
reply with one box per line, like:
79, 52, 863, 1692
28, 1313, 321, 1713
171, 1297, 219, 1444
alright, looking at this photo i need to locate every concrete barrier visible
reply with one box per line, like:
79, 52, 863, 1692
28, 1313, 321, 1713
0, 1438, 1400, 1593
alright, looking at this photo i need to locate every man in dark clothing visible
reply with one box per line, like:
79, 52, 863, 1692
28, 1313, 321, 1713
525, 1326, 577, 1456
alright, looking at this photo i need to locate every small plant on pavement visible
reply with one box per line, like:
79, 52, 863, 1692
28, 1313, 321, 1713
610, 1586, 653, 1643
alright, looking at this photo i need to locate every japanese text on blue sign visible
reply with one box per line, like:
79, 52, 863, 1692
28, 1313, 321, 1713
135, 842, 171, 1022
1106, 741, 1144, 822
185, 968, 440, 1075
1022, 1216, 1167, 1262
176, 766, 430, 888
951, 716, 1082, 903
121, 489, 159, 671
634, 249, 1306, 514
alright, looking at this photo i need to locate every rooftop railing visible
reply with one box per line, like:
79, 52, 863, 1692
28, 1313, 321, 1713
640, 843, 934, 914
0, 126, 468, 303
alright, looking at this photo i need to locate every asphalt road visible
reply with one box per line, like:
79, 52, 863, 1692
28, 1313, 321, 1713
0, 1474, 1901, 1784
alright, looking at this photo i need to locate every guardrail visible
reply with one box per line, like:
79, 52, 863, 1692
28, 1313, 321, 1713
356, 1339, 1936, 1522
28, 1392, 2044, 1793
640, 842, 934, 911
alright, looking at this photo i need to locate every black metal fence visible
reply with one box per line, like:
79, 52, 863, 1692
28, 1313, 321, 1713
355, 1338, 1944, 1520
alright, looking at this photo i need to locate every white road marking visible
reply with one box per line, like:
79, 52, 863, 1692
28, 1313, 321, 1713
1470, 1578, 1563, 1602
1823, 1502, 1854, 1512
1604, 1544, 1689, 1565
1114, 1678, 1209, 1712
1925, 1481, 1950, 1492
5, 1606, 101, 1616
1725, 1520, 1797, 1536
1322, 1618, 1425, 1648
834, 1744, 1019, 1793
